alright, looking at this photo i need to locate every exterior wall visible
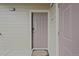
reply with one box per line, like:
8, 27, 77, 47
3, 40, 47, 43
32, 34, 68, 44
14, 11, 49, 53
48, 4, 56, 56
59, 3, 79, 56
0, 3, 50, 56
0, 3, 58, 56
71, 4, 79, 56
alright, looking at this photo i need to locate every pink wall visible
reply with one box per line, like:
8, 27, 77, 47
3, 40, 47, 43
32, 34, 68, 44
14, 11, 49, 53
71, 4, 79, 56
32, 12, 48, 48
59, 3, 79, 56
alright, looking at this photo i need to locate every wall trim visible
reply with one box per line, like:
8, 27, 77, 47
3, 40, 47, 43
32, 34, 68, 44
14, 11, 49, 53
56, 3, 59, 56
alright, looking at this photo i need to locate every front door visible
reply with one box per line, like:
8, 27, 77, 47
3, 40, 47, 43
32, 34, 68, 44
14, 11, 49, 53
32, 12, 48, 49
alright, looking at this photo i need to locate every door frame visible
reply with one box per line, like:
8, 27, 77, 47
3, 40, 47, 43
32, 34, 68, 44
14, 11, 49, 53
56, 3, 59, 56
30, 10, 49, 50
30, 7, 59, 55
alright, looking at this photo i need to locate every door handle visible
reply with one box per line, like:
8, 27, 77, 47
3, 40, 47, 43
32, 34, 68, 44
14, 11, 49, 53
32, 27, 34, 31
0, 33, 2, 35
32, 27, 36, 32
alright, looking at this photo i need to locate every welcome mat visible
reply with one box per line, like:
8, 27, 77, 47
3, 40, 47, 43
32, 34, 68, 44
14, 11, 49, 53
32, 49, 49, 56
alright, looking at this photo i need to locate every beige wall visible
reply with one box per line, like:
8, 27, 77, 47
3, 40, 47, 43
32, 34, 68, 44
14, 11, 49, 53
48, 4, 56, 56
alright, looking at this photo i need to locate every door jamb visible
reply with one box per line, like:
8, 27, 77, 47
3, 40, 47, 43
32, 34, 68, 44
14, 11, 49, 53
30, 10, 49, 50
